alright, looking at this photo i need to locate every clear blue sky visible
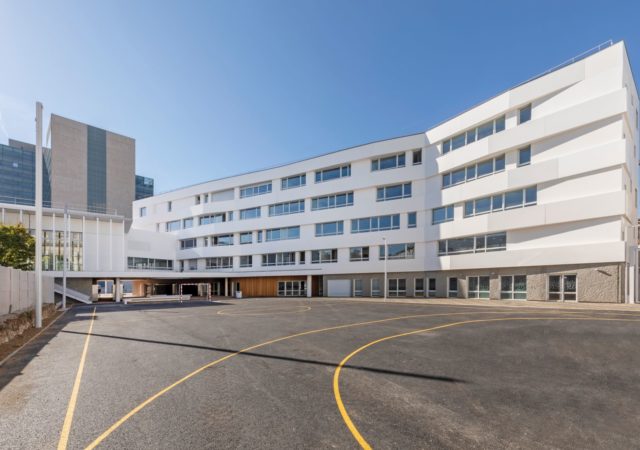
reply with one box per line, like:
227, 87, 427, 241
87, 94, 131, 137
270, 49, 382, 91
1, 0, 639, 193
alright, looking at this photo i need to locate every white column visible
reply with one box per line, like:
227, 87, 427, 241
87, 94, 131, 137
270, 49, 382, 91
96, 217, 99, 271
115, 277, 121, 302
109, 219, 113, 271
82, 215, 86, 271
306, 275, 312, 298
224, 278, 229, 297
19, 209, 23, 224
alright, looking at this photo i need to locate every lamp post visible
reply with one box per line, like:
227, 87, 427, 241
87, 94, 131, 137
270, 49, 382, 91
383, 237, 388, 301
35, 102, 43, 327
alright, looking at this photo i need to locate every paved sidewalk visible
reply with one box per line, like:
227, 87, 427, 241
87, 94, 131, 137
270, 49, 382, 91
317, 296, 640, 312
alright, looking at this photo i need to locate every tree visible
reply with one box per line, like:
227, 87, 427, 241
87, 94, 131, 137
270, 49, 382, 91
0, 224, 35, 270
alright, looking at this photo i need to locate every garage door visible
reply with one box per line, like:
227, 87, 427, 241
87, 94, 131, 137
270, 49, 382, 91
327, 279, 351, 297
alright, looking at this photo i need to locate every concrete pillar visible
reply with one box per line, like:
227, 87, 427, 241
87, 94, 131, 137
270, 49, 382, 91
306, 275, 312, 298
115, 277, 121, 302
224, 278, 228, 297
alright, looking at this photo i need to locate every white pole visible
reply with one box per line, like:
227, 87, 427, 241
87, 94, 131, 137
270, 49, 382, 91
62, 204, 67, 310
383, 237, 388, 301
35, 102, 43, 328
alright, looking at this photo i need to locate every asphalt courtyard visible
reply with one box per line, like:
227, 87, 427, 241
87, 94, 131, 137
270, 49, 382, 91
0, 298, 639, 450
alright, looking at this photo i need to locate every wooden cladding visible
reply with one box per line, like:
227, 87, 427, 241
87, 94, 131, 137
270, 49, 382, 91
231, 276, 321, 297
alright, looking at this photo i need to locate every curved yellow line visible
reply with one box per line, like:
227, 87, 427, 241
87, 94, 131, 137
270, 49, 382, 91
333, 316, 640, 449
85, 309, 530, 449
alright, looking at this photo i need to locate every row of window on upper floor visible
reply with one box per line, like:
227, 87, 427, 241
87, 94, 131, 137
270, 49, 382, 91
441, 104, 531, 155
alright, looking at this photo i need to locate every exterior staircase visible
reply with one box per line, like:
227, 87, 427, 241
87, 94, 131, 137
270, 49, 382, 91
54, 284, 92, 304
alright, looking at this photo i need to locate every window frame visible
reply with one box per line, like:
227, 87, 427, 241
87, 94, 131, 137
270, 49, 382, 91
281, 173, 306, 190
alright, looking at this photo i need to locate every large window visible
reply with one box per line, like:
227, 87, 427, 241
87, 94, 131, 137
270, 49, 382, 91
166, 220, 180, 232
206, 257, 233, 269
240, 207, 261, 220
371, 153, 405, 171
414, 278, 425, 297
371, 279, 382, 297
442, 155, 505, 188
519, 104, 532, 124
376, 183, 411, 201
464, 186, 537, 217
353, 279, 364, 297
349, 246, 369, 262
438, 232, 507, 255
127, 257, 173, 271
518, 145, 531, 166
380, 243, 415, 260
212, 234, 233, 246
432, 205, 454, 224
448, 277, 458, 298
199, 213, 226, 225
428, 278, 436, 297
262, 252, 296, 266
412, 149, 422, 165
351, 214, 400, 233
266, 226, 300, 241
239, 232, 253, 244
277, 281, 306, 297
281, 174, 306, 190
240, 255, 253, 268
442, 115, 506, 154
315, 164, 351, 183
311, 192, 353, 210
549, 274, 577, 301
501, 275, 527, 300
180, 238, 197, 249
388, 279, 407, 297
240, 181, 272, 198
315, 221, 343, 237
408, 212, 417, 228
269, 199, 305, 216
311, 249, 338, 264
468, 276, 490, 298
183, 218, 194, 229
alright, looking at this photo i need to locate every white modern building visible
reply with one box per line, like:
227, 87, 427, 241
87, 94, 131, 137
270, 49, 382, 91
2, 41, 637, 303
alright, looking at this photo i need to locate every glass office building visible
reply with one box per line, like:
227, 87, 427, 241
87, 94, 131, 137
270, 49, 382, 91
0, 142, 51, 206
135, 175, 154, 200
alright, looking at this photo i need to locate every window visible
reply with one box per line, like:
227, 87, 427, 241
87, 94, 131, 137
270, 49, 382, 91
206, 257, 233, 269
414, 278, 425, 297
277, 281, 307, 297
183, 217, 194, 229
380, 243, 415, 260
240, 255, 253, 268
166, 220, 180, 232
311, 192, 354, 210
269, 199, 305, 216
377, 183, 411, 201
203, 237, 209, 247
371, 279, 382, 297
240, 182, 272, 198
441, 115, 506, 154
349, 246, 369, 262
262, 252, 296, 266
299, 251, 305, 264
257, 230, 263, 243
180, 238, 197, 249
468, 276, 490, 298
240, 207, 261, 220
432, 205, 454, 224
212, 234, 233, 246
408, 212, 417, 228
371, 153, 405, 171
518, 145, 531, 166
266, 226, 300, 241
353, 279, 364, 297
442, 155, 505, 188
351, 214, 400, 233
519, 104, 532, 124
240, 232, 253, 245
182, 259, 198, 271
204, 194, 209, 203
464, 187, 537, 217
388, 279, 407, 297
315, 221, 343, 237
199, 213, 226, 225
501, 275, 527, 300
438, 232, 506, 255
549, 274, 577, 301
412, 149, 422, 165
227, 211, 234, 221
311, 249, 338, 264
167, 201, 172, 212
127, 257, 174, 270
448, 277, 458, 298
427, 278, 436, 297
195, 195, 201, 205
315, 164, 351, 183
281, 174, 306, 190
139, 207, 147, 217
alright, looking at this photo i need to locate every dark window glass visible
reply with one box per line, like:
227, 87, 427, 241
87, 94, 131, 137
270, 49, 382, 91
495, 155, 505, 171
486, 233, 506, 250
452, 133, 466, 150
466, 129, 476, 144
464, 201, 474, 217
519, 104, 532, 124
492, 195, 503, 210
442, 173, 451, 187
525, 186, 537, 204
477, 121, 494, 140
495, 115, 506, 132
447, 237, 475, 254
452, 169, 465, 185
518, 146, 531, 166
466, 165, 476, 180
477, 159, 493, 177
443, 140, 451, 154
475, 197, 491, 215
505, 190, 524, 209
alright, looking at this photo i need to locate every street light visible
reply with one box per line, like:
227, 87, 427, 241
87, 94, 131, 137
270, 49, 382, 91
382, 236, 388, 301
34, 102, 43, 327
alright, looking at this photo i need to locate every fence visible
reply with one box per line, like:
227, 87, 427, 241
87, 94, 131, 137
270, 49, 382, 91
0, 266, 54, 315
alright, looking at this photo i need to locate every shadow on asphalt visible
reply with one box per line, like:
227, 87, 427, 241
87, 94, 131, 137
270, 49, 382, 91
0, 301, 231, 392
59, 329, 466, 384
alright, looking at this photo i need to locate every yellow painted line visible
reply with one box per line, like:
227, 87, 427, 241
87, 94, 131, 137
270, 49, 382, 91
333, 316, 640, 449
57, 306, 97, 450
85, 309, 541, 449
0, 308, 68, 367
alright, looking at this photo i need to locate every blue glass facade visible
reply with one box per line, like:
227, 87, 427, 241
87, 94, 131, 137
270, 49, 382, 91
135, 175, 154, 200
0, 143, 51, 206
87, 126, 107, 213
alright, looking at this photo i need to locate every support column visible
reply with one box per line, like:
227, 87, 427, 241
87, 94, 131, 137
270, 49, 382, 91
224, 278, 229, 297
115, 277, 121, 303
306, 275, 312, 298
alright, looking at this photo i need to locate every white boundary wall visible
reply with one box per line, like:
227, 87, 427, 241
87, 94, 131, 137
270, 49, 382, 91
0, 266, 54, 315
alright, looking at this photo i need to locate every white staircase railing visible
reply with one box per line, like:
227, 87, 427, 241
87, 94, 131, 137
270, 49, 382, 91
54, 284, 92, 304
